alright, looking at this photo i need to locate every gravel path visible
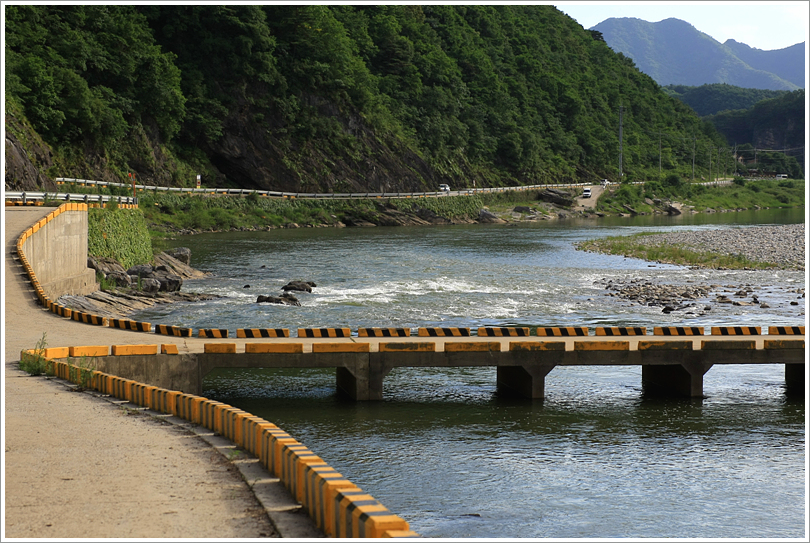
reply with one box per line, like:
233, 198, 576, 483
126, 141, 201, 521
617, 224, 805, 270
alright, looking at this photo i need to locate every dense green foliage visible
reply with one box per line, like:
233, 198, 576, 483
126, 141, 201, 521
595, 179, 804, 215
705, 90, 805, 176
663, 84, 788, 117
88, 207, 152, 268
593, 17, 800, 90
6, 5, 730, 190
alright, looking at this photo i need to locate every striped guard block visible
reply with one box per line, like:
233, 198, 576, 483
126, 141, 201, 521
198, 328, 229, 338
357, 328, 411, 337
417, 327, 471, 337
259, 427, 297, 477
198, 399, 229, 434
149, 388, 179, 415
381, 529, 421, 537
161, 344, 179, 355
654, 326, 705, 336
154, 324, 192, 337
301, 464, 357, 533
700, 340, 756, 350
240, 417, 276, 459
108, 319, 151, 332
71, 312, 108, 326
637, 340, 693, 351
237, 328, 290, 338
711, 326, 762, 336
279, 443, 324, 496
175, 393, 205, 424
535, 326, 588, 337
477, 327, 531, 337
298, 328, 352, 338
220, 407, 249, 447
595, 326, 647, 336
768, 326, 805, 335
333, 487, 411, 538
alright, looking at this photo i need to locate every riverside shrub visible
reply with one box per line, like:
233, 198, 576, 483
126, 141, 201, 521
88, 207, 152, 268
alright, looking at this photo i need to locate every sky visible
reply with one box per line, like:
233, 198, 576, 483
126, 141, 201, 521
555, 1, 809, 51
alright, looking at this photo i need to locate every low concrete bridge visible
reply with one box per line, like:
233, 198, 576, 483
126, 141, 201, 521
53, 331, 804, 401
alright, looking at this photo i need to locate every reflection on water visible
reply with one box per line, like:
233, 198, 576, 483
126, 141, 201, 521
154, 208, 803, 538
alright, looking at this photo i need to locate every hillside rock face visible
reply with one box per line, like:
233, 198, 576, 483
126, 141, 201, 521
5, 110, 56, 192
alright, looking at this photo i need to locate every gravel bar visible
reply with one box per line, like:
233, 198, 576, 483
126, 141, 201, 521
623, 224, 805, 270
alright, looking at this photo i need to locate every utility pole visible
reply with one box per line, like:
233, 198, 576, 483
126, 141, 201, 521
691, 136, 696, 182
658, 133, 662, 177
708, 149, 711, 183
618, 103, 624, 179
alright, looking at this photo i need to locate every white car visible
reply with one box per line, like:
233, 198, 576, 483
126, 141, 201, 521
582, 188, 591, 198
439, 184, 451, 193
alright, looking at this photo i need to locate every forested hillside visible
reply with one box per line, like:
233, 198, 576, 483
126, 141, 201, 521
594, 17, 802, 91
6, 5, 727, 193
663, 84, 788, 117
705, 90, 805, 177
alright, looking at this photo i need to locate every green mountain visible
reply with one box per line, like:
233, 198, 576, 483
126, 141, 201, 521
5, 5, 726, 193
723, 39, 805, 89
593, 17, 802, 91
663, 84, 788, 117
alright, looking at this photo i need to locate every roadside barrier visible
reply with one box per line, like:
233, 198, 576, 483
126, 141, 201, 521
298, 328, 352, 338
108, 319, 152, 332
358, 328, 411, 337
418, 327, 471, 337
237, 328, 290, 338
198, 328, 229, 338
71, 311, 107, 326
477, 327, 531, 336
154, 324, 193, 337
536, 326, 588, 336
711, 326, 762, 335
654, 326, 705, 335
19, 344, 417, 537
768, 326, 805, 335
595, 326, 646, 336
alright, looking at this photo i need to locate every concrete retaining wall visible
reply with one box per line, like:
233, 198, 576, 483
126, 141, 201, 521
18, 203, 97, 299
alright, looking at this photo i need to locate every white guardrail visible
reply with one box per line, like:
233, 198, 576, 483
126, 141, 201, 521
4, 177, 735, 205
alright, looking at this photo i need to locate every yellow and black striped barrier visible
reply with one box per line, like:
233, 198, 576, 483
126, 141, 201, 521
595, 326, 646, 336
417, 327, 471, 337
245, 343, 304, 354
357, 328, 411, 337
768, 326, 805, 335
71, 311, 108, 326
711, 326, 762, 335
108, 319, 152, 332
536, 326, 588, 337
198, 328, 229, 338
154, 324, 192, 337
653, 326, 705, 336
298, 328, 352, 338
237, 328, 290, 338
379, 342, 436, 352
477, 327, 531, 337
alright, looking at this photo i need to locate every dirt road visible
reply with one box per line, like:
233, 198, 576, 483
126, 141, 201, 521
3, 207, 318, 538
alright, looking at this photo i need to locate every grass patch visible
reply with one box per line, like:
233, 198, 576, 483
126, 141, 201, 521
577, 233, 778, 270
19, 333, 50, 376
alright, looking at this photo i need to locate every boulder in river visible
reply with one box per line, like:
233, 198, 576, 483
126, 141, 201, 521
282, 281, 316, 293
257, 293, 301, 306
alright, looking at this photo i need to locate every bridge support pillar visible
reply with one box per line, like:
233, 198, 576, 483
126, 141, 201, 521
785, 363, 805, 395
334, 354, 372, 400
642, 361, 712, 398
497, 364, 556, 399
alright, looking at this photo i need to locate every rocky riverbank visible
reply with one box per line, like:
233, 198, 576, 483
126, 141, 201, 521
58, 247, 218, 320
580, 223, 805, 271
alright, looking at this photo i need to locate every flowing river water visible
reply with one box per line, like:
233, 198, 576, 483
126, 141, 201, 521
135, 208, 805, 538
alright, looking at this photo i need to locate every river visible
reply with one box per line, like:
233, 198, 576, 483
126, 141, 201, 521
135, 208, 805, 538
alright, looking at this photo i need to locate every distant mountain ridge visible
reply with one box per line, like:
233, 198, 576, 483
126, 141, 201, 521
592, 17, 804, 90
